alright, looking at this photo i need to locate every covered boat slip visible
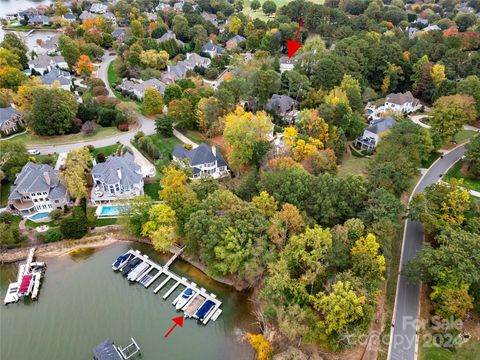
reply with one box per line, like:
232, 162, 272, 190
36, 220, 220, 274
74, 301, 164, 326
92, 338, 140, 360
4, 248, 47, 305
112, 249, 223, 325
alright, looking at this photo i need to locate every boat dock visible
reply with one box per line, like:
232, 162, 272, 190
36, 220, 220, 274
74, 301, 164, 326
4, 247, 47, 305
93, 338, 140, 360
113, 249, 222, 325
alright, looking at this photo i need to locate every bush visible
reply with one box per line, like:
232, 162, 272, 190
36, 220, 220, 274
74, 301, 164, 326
86, 78, 106, 89
49, 209, 62, 222
117, 123, 129, 131
43, 228, 63, 243
134, 131, 145, 142
155, 114, 173, 137
77, 102, 99, 122
92, 86, 109, 96
95, 96, 119, 109
251, 0, 260, 10
81, 121, 96, 134
96, 152, 106, 163
60, 207, 88, 239
98, 108, 118, 127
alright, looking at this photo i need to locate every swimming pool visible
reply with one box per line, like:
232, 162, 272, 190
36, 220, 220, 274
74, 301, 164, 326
29, 212, 50, 222
96, 205, 128, 217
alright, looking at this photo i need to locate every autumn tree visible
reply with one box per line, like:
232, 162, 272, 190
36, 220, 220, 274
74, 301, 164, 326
123, 195, 153, 237
59, 147, 91, 199
141, 204, 177, 253
246, 333, 272, 360
223, 107, 273, 173
75, 54, 94, 78
143, 88, 164, 115
351, 233, 386, 288
430, 95, 477, 143
252, 191, 278, 218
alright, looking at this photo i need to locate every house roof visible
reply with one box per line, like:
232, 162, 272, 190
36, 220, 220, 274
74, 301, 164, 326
0, 107, 21, 127
9, 162, 68, 201
202, 41, 224, 54
135, 79, 166, 95
111, 28, 125, 39
366, 116, 397, 134
40, 69, 71, 86
28, 54, 53, 68
104, 11, 115, 19
172, 143, 227, 168
41, 34, 60, 50
265, 94, 297, 114
184, 53, 211, 68
63, 12, 76, 20
166, 64, 187, 80
385, 91, 418, 106
228, 35, 245, 44
28, 15, 50, 23
80, 10, 95, 20
91, 153, 143, 188
157, 30, 177, 43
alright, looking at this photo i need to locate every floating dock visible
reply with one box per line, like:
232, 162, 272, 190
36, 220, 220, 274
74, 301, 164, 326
93, 338, 140, 360
4, 248, 47, 305
112, 248, 222, 325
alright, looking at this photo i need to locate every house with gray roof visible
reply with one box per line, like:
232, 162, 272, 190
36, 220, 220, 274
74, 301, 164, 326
40, 69, 71, 90
112, 28, 126, 41
8, 162, 71, 217
90, 153, 144, 205
355, 116, 397, 152
28, 54, 68, 75
165, 64, 188, 81
202, 40, 224, 57
80, 10, 96, 21
181, 53, 211, 70
384, 91, 421, 114
103, 11, 116, 25
265, 94, 298, 123
90, 3, 108, 14
0, 106, 23, 136
172, 143, 229, 180
118, 78, 167, 101
63, 12, 76, 22
28, 15, 51, 26
226, 35, 246, 49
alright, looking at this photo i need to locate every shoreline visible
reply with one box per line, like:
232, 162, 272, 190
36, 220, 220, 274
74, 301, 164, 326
0, 231, 244, 290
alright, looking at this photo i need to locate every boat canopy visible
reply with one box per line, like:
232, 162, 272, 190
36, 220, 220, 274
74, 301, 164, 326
18, 275, 33, 294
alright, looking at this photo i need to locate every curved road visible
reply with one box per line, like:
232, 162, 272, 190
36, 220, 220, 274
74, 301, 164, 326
30, 54, 197, 154
388, 144, 467, 360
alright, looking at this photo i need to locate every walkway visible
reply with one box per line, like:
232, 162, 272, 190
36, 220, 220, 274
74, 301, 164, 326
409, 114, 480, 132
388, 144, 467, 360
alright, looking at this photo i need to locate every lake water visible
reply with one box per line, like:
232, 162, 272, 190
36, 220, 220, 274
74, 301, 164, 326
0, 242, 256, 360
0, 0, 54, 42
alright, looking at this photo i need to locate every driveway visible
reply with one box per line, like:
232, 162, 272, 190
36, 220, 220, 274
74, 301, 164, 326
388, 144, 466, 360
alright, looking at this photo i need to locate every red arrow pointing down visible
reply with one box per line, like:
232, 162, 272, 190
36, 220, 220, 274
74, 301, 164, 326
287, 17, 304, 58
164, 316, 184, 338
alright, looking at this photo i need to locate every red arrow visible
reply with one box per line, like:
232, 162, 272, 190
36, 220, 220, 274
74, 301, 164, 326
164, 316, 184, 338
287, 17, 304, 58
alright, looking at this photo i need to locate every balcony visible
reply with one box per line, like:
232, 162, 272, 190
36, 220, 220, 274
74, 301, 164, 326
9, 199, 35, 210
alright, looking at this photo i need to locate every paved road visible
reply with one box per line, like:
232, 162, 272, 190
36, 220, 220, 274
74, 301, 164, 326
388, 144, 466, 360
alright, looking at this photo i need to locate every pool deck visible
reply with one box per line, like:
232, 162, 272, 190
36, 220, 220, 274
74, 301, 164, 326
114, 249, 222, 325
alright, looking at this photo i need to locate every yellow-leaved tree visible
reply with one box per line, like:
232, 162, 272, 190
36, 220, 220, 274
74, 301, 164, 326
141, 203, 177, 253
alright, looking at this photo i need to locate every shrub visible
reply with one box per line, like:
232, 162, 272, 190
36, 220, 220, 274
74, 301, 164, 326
98, 108, 118, 127
81, 121, 96, 134
96, 153, 106, 163
117, 123, 129, 131
43, 228, 63, 243
60, 207, 88, 239
86, 78, 106, 89
49, 209, 62, 222
134, 131, 145, 142
92, 86, 109, 96
95, 96, 119, 109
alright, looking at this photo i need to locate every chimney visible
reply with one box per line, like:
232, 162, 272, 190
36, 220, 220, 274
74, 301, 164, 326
117, 168, 122, 180
210, 39, 213, 43
212, 145, 216, 157
43, 172, 51, 186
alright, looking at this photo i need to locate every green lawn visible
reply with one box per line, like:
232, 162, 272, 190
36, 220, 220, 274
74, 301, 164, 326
25, 219, 57, 229
144, 182, 161, 200
94, 218, 119, 227
34, 154, 59, 166
453, 130, 478, 144
134, 134, 182, 176
10, 127, 122, 146
107, 60, 118, 86
242, 0, 324, 20
444, 159, 480, 192
0, 183, 11, 207
91, 144, 121, 158
337, 155, 371, 178
419, 339, 480, 360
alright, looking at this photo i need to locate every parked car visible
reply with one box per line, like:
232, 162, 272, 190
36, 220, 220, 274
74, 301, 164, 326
27, 149, 40, 155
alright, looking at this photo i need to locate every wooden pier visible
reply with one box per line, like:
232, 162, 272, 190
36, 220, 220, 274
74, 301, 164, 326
114, 249, 222, 325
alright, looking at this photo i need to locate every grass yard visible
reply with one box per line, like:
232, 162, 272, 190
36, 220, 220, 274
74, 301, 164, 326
108, 61, 146, 115
94, 218, 119, 227
242, 0, 324, 20
419, 339, 480, 360
10, 126, 122, 146
135, 134, 182, 175
337, 154, 371, 178
454, 130, 478, 144
91, 144, 121, 158
144, 182, 161, 200
25, 219, 57, 229
107, 60, 119, 86
444, 159, 480, 192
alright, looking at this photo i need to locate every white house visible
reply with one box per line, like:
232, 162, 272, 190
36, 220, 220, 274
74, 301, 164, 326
355, 116, 397, 152
181, 53, 211, 70
8, 162, 71, 217
90, 153, 144, 205
118, 78, 166, 100
384, 91, 421, 114
90, 3, 108, 14
103, 11, 116, 25
28, 54, 68, 75
172, 143, 229, 180
279, 56, 298, 73
202, 40, 224, 58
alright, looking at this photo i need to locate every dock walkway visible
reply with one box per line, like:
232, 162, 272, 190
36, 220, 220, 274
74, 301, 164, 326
114, 249, 222, 325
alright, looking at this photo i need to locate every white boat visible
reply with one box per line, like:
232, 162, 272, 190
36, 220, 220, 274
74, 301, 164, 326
127, 261, 149, 282
175, 288, 195, 310
112, 252, 131, 271
4, 282, 19, 305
